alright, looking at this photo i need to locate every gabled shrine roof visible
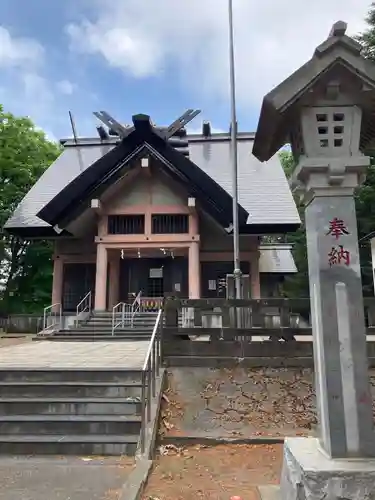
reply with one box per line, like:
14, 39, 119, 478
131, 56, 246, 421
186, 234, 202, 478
5, 115, 300, 237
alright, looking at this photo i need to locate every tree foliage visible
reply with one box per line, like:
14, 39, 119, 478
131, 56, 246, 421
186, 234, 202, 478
279, 151, 375, 298
356, 2, 375, 60
278, 153, 309, 298
0, 105, 61, 314
278, 5, 375, 298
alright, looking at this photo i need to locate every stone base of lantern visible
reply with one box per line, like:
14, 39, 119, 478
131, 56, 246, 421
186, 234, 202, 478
280, 438, 375, 500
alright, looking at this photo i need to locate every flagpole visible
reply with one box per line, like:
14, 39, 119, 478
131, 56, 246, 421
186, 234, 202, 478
228, 0, 242, 299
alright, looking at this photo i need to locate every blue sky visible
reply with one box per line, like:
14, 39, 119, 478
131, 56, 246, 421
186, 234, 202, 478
0, 0, 370, 140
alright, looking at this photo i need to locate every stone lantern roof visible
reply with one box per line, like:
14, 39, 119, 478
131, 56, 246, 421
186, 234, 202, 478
252, 21, 375, 162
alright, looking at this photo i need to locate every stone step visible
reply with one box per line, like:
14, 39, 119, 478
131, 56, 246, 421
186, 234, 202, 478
0, 415, 141, 435
0, 434, 138, 456
92, 311, 158, 318
52, 331, 151, 337
77, 325, 154, 331
46, 336, 151, 342
0, 381, 143, 398
87, 317, 156, 322
0, 369, 143, 383
59, 326, 152, 335
0, 398, 142, 415
83, 325, 155, 330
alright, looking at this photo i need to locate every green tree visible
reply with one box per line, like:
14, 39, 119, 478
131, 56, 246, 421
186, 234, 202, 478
278, 152, 309, 298
355, 160, 375, 295
279, 150, 375, 298
0, 105, 62, 313
356, 2, 375, 60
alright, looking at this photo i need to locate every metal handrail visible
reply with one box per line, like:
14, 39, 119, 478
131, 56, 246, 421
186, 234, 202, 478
112, 301, 132, 336
75, 291, 92, 327
140, 308, 162, 454
131, 290, 142, 327
43, 303, 62, 332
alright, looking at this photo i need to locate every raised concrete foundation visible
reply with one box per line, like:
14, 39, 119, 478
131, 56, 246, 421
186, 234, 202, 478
280, 437, 375, 499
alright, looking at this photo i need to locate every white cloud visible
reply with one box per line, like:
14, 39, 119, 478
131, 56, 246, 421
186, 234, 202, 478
0, 26, 44, 68
0, 26, 79, 139
66, 0, 370, 110
0, 27, 53, 129
56, 79, 76, 95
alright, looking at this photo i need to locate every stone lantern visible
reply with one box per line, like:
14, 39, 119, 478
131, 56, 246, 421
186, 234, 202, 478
253, 21, 375, 500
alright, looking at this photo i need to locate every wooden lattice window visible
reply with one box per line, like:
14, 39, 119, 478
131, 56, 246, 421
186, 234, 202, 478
151, 214, 189, 234
108, 215, 145, 234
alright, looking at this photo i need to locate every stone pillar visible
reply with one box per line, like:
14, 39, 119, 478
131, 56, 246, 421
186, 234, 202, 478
250, 251, 261, 299
371, 238, 375, 296
250, 19, 375, 500
51, 257, 63, 312
305, 191, 374, 458
94, 243, 108, 311
108, 256, 120, 309
188, 242, 200, 298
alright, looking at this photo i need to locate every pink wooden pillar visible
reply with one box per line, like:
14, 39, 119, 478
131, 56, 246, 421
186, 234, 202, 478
108, 256, 120, 309
51, 257, 63, 312
189, 210, 199, 236
94, 244, 108, 310
188, 242, 201, 298
250, 251, 261, 299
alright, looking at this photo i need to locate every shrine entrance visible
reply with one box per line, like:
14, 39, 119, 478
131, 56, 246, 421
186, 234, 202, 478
119, 256, 188, 301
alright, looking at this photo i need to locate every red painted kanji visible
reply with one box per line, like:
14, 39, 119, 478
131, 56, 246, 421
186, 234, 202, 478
326, 217, 350, 239
328, 245, 350, 267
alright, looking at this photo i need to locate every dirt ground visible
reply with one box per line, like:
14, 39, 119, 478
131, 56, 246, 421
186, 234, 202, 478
143, 443, 282, 500
160, 367, 318, 439
0, 336, 33, 348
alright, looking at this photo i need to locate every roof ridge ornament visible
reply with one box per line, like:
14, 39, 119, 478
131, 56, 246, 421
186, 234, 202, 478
93, 109, 200, 140
93, 111, 133, 139
329, 20, 347, 37
164, 109, 201, 139
314, 19, 361, 58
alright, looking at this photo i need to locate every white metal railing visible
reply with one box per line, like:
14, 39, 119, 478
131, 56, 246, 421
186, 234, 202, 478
75, 291, 92, 327
131, 291, 143, 327
140, 308, 162, 454
112, 301, 132, 336
42, 303, 62, 333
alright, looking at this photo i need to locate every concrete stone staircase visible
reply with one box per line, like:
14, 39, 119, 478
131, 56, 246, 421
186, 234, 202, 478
0, 368, 144, 455
46, 311, 157, 341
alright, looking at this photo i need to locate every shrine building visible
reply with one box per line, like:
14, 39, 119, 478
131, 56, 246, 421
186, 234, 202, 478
4, 111, 300, 312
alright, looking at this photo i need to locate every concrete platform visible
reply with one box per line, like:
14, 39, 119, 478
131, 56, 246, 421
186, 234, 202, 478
0, 341, 149, 369
0, 455, 135, 500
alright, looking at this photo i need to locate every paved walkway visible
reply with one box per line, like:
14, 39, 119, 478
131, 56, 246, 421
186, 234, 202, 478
0, 455, 134, 500
0, 341, 149, 369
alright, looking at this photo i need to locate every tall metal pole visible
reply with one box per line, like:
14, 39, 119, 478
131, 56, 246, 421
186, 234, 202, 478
228, 0, 242, 299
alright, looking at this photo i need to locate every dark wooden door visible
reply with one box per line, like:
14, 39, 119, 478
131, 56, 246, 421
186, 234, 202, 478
62, 263, 96, 312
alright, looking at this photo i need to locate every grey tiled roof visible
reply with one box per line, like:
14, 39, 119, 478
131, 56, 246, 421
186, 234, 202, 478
5, 134, 299, 230
259, 245, 297, 273
5, 145, 114, 228
188, 137, 299, 225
